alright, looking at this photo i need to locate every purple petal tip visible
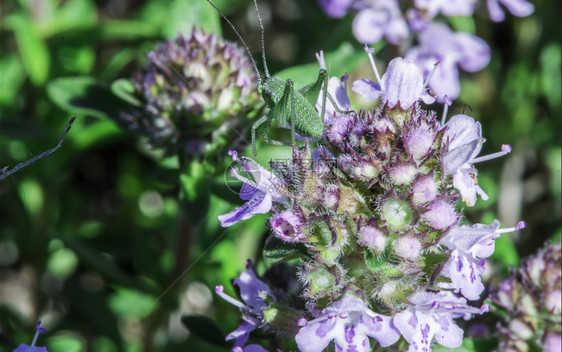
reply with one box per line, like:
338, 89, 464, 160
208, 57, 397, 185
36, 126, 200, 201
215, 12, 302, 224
228, 150, 238, 161
444, 95, 452, 105
363, 44, 375, 53
215, 285, 224, 294
480, 304, 491, 313
501, 144, 512, 153
297, 318, 308, 327
516, 221, 526, 230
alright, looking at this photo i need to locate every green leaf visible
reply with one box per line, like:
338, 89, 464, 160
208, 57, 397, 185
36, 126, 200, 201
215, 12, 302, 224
47, 335, 84, 352
47, 76, 132, 120
109, 288, 156, 319
111, 79, 141, 107
162, 0, 222, 39
263, 235, 308, 265
276, 42, 373, 89
180, 314, 229, 347
47, 247, 79, 278
448, 16, 476, 34
6, 13, 50, 86
0, 54, 25, 105
179, 159, 211, 225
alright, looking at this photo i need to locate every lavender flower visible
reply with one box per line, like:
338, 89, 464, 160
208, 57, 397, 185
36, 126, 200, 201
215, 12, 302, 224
319, 0, 534, 44
442, 114, 512, 206
440, 221, 526, 300
352, 0, 409, 45
320, 0, 354, 18
295, 293, 399, 352
216, 260, 301, 350
393, 291, 489, 352
13, 321, 47, 352
218, 151, 287, 227
406, 24, 490, 101
487, 0, 534, 22
490, 240, 562, 352
353, 47, 436, 110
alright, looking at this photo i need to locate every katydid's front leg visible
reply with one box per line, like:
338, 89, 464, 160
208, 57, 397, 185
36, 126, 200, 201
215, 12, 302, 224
299, 69, 328, 122
251, 115, 268, 157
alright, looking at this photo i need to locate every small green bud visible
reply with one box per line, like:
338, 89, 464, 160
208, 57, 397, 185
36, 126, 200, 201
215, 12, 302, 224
307, 267, 337, 297
382, 199, 414, 231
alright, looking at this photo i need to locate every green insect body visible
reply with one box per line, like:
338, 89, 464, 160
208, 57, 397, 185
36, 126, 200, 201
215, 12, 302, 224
206, 0, 331, 157
253, 71, 328, 155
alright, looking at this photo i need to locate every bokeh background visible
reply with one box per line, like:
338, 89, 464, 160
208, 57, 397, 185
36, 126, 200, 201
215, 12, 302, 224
0, 0, 559, 351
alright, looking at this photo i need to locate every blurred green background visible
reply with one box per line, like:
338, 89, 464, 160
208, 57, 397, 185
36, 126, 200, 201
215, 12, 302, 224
0, 0, 559, 351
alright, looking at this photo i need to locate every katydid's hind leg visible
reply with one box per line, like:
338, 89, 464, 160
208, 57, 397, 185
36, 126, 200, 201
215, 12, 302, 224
251, 115, 268, 157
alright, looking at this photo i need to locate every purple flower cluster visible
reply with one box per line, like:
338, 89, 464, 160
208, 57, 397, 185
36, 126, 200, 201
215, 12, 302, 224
318, 0, 533, 101
216, 54, 524, 351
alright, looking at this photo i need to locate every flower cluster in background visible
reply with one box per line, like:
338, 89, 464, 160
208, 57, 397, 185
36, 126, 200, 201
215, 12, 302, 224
119, 28, 264, 157
489, 240, 561, 352
318, 0, 534, 101
217, 52, 528, 351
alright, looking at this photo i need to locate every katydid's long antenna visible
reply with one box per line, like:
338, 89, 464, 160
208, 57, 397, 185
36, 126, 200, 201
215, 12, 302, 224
205, 0, 262, 85
253, 0, 270, 79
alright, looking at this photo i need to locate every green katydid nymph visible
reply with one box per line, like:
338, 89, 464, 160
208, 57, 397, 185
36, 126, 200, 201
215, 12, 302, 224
206, 0, 337, 157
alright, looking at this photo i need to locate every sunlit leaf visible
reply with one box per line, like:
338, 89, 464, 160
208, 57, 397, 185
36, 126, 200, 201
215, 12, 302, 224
276, 42, 372, 88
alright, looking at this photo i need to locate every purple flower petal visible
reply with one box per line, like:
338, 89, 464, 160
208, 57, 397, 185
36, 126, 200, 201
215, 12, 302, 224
352, 9, 386, 44
218, 193, 272, 227
455, 33, 491, 72
352, 79, 382, 101
319, 0, 354, 18
296, 293, 400, 352
393, 291, 483, 351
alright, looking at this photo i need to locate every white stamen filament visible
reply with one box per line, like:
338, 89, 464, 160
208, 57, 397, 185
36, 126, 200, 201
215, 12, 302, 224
472, 144, 512, 164
364, 45, 382, 85
215, 285, 247, 310
497, 221, 527, 234
31, 327, 40, 347
441, 95, 452, 126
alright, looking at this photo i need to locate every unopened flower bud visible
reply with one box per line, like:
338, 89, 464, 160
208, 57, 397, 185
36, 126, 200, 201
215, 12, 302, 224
270, 210, 307, 243
382, 198, 414, 232
394, 236, 422, 260
422, 199, 457, 230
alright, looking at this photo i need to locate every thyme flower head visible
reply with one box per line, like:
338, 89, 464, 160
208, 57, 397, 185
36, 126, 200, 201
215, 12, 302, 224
120, 28, 263, 156
219, 51, 523, 351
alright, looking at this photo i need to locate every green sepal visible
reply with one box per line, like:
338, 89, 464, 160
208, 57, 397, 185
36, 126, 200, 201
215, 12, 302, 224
178, 159, 211, 225
263, 235, 308, 265
364, 249, 403, 278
